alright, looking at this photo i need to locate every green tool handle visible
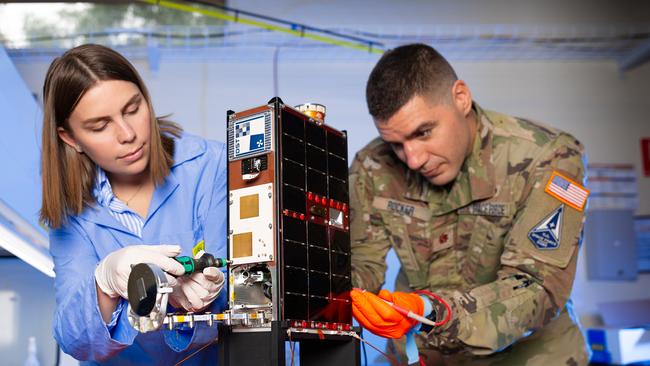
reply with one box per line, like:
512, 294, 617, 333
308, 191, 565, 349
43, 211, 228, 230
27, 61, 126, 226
175, 253, 229, 275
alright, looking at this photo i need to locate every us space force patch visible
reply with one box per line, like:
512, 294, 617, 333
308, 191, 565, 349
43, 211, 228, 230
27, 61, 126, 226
544, 171, 589, 211
528, 205, 564, 250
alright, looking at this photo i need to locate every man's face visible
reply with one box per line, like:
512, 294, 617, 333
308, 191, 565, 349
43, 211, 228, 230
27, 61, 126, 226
374, 83, 476, 186
58, 80, 152, 182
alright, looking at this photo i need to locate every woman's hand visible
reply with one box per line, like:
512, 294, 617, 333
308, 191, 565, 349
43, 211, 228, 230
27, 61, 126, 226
94, 245, 186, 299
169, 266, 225, 312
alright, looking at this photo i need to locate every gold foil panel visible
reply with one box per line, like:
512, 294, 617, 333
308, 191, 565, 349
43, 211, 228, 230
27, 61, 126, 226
233, 232, 253, 258
240, 194, 259, 219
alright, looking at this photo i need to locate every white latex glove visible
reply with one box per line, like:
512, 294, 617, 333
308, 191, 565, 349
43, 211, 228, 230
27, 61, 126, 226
169, 266, 225, 312
95, 245, 186, 299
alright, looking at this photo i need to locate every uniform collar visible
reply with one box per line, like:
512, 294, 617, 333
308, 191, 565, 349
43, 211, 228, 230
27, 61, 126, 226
77, 133, 205, 231
403, 102, 496, 216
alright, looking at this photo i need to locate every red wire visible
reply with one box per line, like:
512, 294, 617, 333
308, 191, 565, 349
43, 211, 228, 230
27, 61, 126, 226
414, 290, 452, 327
419, 355, 426, 366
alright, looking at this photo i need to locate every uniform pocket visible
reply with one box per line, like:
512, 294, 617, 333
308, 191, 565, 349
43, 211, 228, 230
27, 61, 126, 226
461, 216, 504, 285
379, 211, 428, 289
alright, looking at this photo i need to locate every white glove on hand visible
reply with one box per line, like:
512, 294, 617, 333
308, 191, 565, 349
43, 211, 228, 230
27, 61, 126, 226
169, 266, 225, 312
95, 245, 186, 299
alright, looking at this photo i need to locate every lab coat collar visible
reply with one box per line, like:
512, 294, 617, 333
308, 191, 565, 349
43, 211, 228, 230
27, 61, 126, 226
78, 134, 206, 234
171, 133, 206, 168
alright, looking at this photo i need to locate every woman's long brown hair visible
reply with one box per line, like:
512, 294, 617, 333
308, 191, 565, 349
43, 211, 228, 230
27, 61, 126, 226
40, 44, 181, 228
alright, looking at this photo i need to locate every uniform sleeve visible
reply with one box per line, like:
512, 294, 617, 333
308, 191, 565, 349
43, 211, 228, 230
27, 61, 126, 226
50, 219, 137, 361
350, 153, 393, 293
423, 134, 587, 355
164, 141, 228, 351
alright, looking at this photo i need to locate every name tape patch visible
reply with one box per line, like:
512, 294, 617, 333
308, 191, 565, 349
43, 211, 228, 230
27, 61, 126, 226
458, 202, 510, 217
372, 197, 431, 221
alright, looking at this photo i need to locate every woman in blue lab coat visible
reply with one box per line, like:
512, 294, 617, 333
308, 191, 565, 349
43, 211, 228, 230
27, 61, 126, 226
40, 44, 227, 365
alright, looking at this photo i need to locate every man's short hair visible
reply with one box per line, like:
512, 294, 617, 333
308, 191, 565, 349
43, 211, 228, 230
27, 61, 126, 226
366, 43, 458, 122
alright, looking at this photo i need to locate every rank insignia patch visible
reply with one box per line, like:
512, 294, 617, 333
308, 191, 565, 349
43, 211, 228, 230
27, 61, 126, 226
528, 205, 564, 250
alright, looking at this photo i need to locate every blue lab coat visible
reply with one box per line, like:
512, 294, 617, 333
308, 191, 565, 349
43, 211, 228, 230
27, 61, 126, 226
49, 133, 227, 365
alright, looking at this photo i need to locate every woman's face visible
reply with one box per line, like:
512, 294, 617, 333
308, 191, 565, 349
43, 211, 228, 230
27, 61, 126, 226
58, 80, 152, 182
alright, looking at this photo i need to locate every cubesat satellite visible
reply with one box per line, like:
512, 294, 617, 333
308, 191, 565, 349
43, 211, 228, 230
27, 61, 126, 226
127, 98, 359, 366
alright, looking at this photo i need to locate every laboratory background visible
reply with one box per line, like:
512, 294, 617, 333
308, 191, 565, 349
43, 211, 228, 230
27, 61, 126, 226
1, 1, 650, 365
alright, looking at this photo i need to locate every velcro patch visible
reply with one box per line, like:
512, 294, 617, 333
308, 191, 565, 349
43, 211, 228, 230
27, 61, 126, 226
509, 170, 583, 268
544, 171, 589, 211
372, 197, 431, 221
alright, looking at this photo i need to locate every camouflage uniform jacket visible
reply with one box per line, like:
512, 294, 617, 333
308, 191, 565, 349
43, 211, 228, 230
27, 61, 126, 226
350, 103, 590, 365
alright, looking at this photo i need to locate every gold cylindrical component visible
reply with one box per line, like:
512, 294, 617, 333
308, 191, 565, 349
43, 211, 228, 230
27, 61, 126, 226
295, 103, 326, 122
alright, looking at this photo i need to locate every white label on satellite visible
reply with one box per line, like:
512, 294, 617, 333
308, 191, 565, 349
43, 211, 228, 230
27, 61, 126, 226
234, 114, 266, 158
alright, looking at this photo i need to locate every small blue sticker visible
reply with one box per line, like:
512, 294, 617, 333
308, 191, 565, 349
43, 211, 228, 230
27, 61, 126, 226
528, 205, 564, 250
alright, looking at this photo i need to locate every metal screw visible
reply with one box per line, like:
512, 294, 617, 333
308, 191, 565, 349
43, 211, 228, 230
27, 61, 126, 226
268, 223, 272, 229
269, 255, 273, 260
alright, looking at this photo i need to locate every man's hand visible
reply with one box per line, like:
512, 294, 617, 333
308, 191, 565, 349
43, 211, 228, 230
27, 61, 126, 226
95, 245, 186, 299
169, 266, 225, 312
351, 288, 425, 339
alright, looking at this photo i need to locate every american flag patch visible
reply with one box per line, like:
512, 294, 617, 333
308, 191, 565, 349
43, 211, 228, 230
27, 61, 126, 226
544, 171, 590, 211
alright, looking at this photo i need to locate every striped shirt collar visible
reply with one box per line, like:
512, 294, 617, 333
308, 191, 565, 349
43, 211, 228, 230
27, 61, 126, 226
92, 167, 144, 237
93, 167, 129, 213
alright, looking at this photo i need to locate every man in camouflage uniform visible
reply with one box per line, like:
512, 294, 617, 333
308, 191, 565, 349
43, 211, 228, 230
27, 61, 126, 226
350, 43, 590, 365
